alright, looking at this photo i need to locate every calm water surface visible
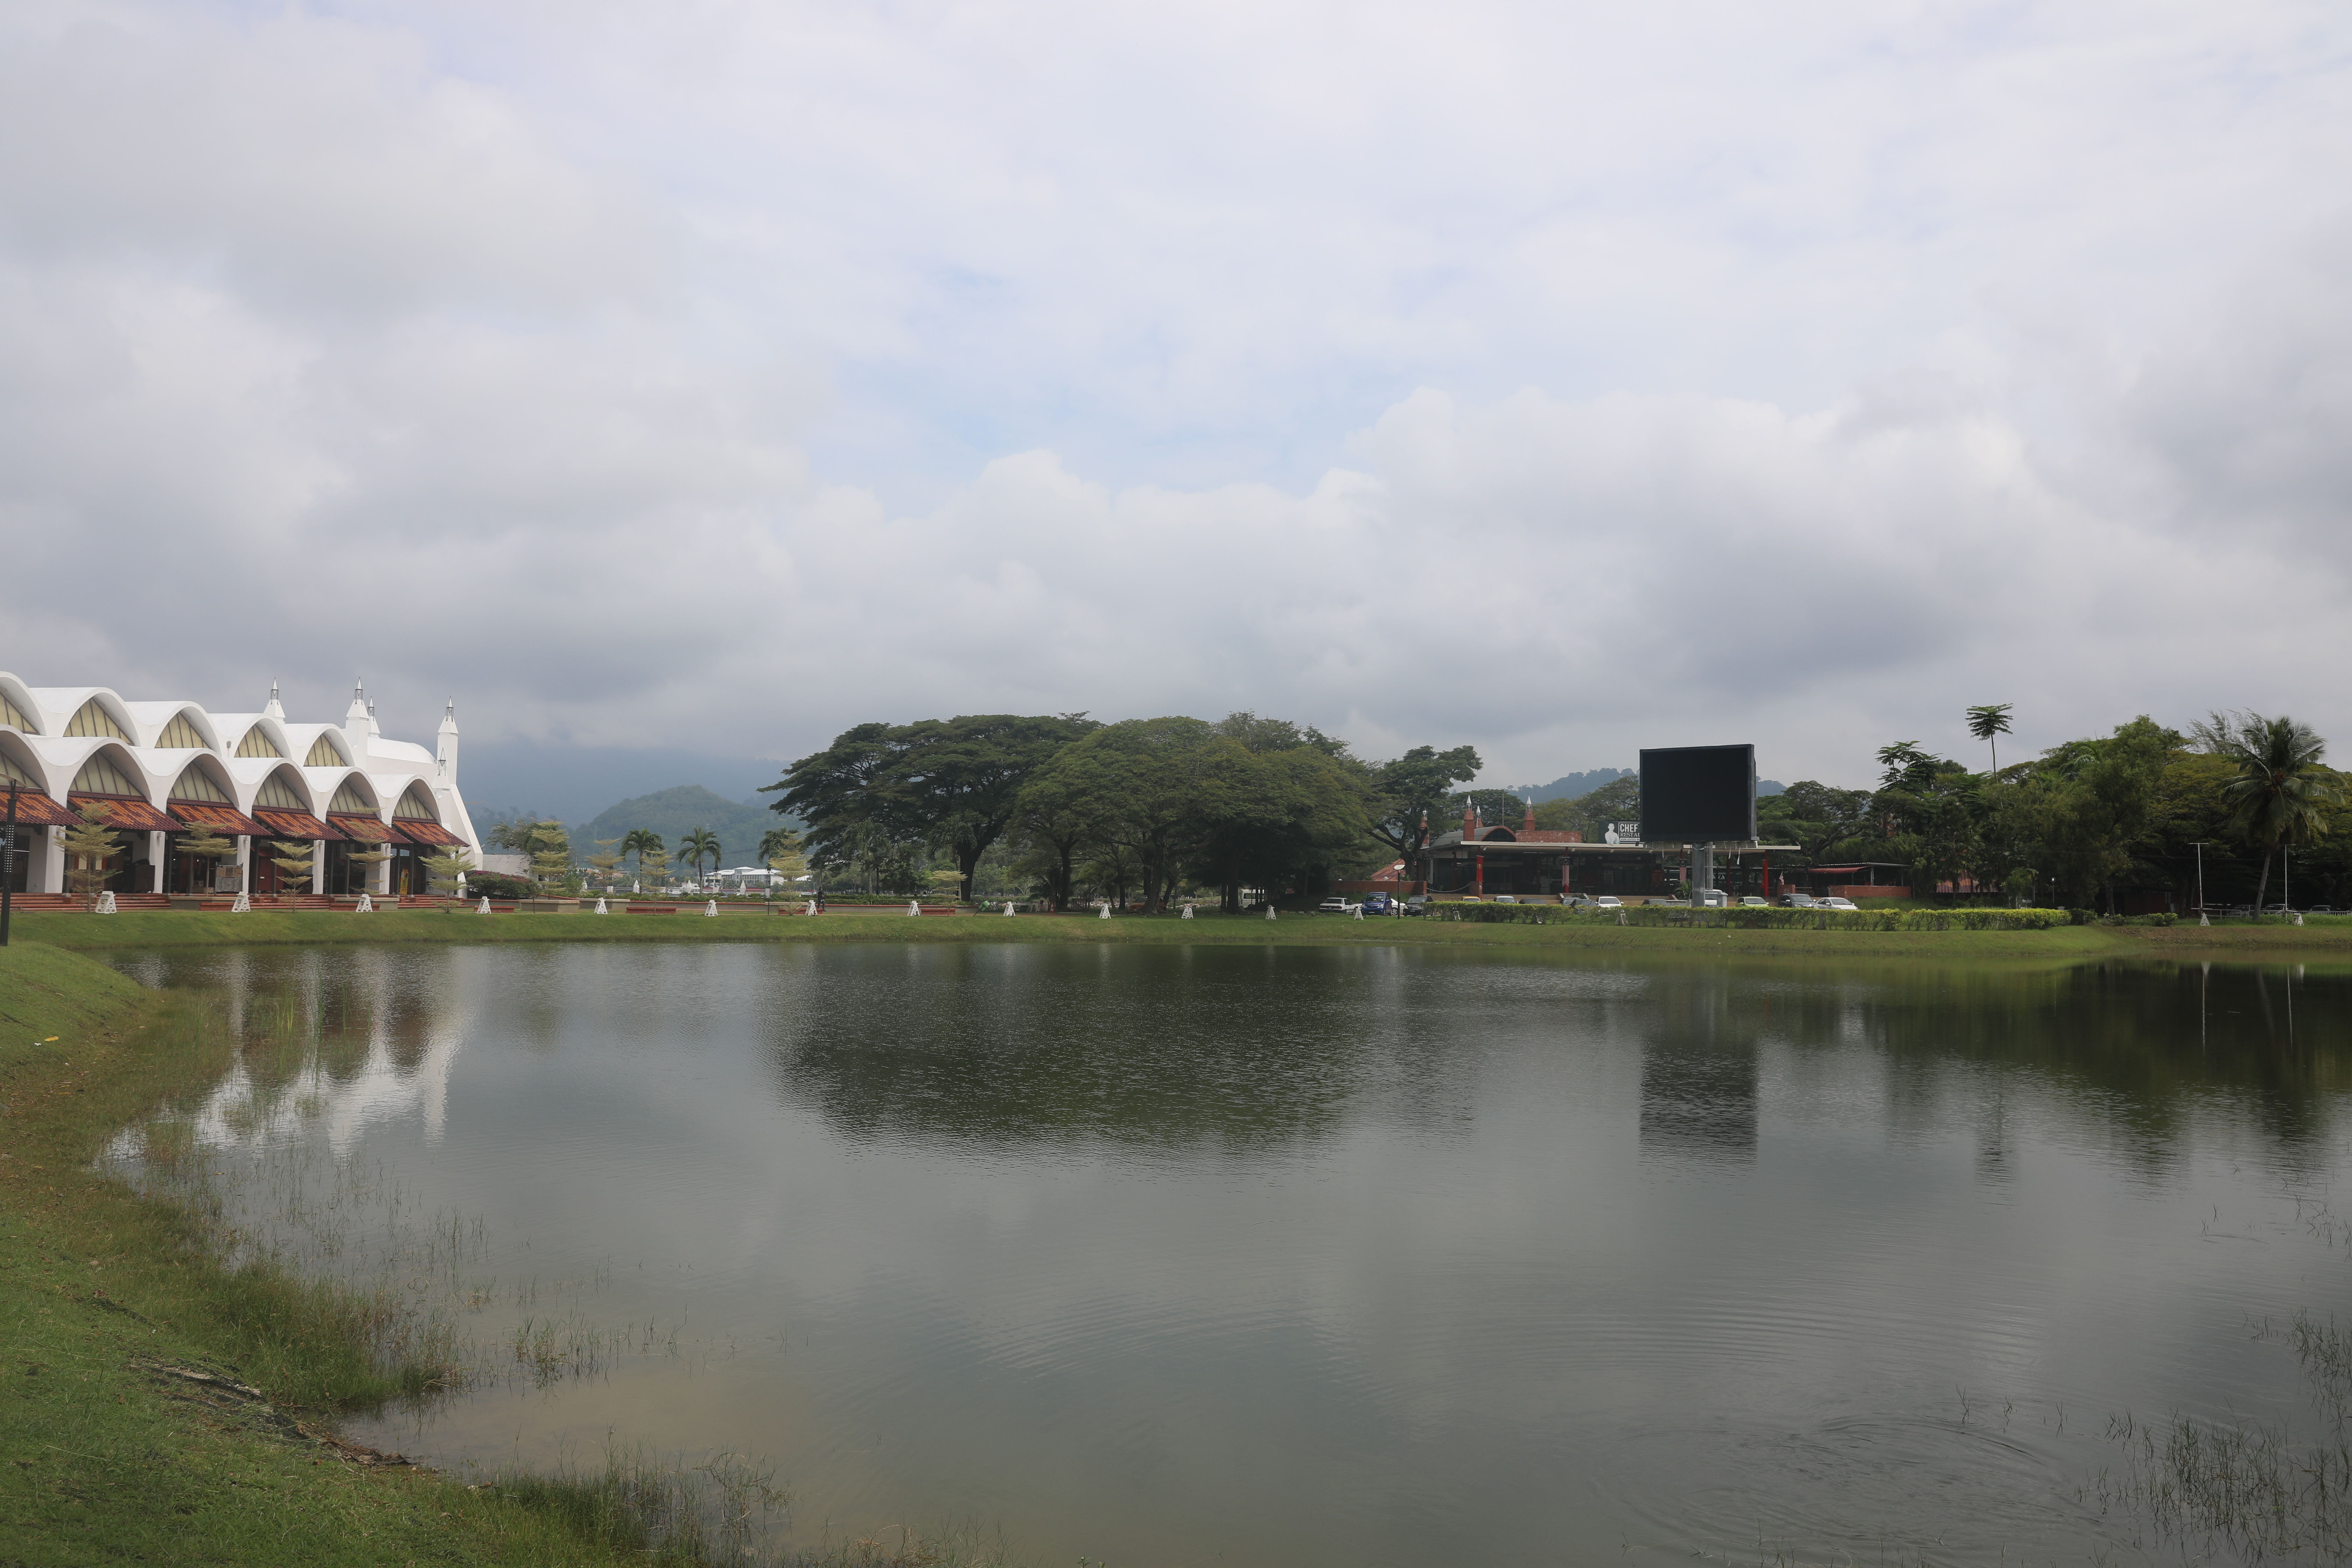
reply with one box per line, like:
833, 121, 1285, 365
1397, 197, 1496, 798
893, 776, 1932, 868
105, 943, 2352, 1566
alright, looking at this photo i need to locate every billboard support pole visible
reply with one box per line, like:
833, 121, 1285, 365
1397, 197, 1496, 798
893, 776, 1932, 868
1690, 842, 1712, 908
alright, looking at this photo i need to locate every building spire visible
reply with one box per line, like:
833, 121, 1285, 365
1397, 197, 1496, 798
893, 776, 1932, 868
264, 681, 284, 719
435, 699, 460, 783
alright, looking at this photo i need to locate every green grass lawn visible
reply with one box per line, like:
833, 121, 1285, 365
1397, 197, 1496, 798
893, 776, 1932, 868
0, 941, 765, 1567
18, 904, 2352, 959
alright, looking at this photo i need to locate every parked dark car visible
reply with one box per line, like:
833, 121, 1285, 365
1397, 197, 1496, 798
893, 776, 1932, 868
1361, 891, 1396, 915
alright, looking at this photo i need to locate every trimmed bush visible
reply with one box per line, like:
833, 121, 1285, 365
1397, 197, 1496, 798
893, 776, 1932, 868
462, 872, 536, 899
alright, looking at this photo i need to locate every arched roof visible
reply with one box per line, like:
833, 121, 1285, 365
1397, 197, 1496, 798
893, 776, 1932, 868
222, 714, 289, 759
166, 754, 238, 803
250, 764, 318, 813
325, 771, 380, 813
0, 674, 38, 734
0, 730, 49, 792
49, 690, 136, 743
68, 741, 156, 800
124, 703, 220, 751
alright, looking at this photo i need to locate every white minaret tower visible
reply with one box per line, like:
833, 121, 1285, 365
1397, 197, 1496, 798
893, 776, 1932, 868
345, 680, 369, 731
435, 699, 460, 785
264, 681, 285, 719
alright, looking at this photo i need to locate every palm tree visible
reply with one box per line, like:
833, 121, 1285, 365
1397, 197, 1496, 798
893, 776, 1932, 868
1965, 704, 2013, 772
620, 828, 664, 892
2210, 712, 2342, 919
678, 827, 721, 888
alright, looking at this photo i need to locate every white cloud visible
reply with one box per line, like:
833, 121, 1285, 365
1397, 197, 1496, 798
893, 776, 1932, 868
1, 0, 2349, 791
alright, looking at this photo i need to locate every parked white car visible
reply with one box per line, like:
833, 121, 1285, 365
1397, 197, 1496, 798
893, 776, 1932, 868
1818, 897, 1861, 912
1740, 896, 1768, 908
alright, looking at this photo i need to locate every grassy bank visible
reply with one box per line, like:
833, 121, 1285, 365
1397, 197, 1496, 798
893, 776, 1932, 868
0, 940, 949, 1567
19, 904, 2352, 959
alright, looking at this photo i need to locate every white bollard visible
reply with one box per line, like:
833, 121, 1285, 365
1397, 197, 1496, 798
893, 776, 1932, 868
477, 896, 493, 914
909, 899, 921, 916
1099, 902, 1111, 919
595, 896, 608, 914
96, 890, 117, 914
805, 899, 818, 916
1352, 904, 1364, 920
706, 900, 720, 917
355, 893, 373, 913
2200, 911, 2210, 926
230, 891, 250, 913
1181, 904, 1194, 920
1265, 905, 1277, 921
1004, 902, 1016, 916
2294, 911, 2306, 926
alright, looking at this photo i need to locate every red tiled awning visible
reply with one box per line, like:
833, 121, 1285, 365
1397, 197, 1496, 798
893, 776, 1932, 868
68, 793, 182, 833
0, 788, 78, 828
253, 807, 343, 842
329, 812, 398, 844
170, 801, 270, 838
392, 818, 464, 848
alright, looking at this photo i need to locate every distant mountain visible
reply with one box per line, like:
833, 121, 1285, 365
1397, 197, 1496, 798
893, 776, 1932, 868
574, 785, 788, 867
1507, 767, 1783, 802
1511, 769, 1634, 803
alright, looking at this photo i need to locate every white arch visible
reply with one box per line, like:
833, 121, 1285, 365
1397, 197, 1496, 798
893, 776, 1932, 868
0, 729, 59, 797
34, 687, 139, 744
323, 769, 382, 814
120, 701, 219, 751
63, 739, 164, 804
164, 752, 239, 803
0, 672, 41, 735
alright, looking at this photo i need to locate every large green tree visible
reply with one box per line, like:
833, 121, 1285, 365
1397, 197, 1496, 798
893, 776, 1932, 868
1363, 744, 1482, 882
1756, 782, 1874, 862
767, 714, 1096, 903
1018, 717, 1245, 912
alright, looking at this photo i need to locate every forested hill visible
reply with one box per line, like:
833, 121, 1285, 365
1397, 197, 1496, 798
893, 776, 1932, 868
574, 785, 785, 863
1509, 768, 1784, 803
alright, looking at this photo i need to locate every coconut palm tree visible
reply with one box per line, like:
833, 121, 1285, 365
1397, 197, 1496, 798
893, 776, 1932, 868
1965, 704, 2013, 772
678, 827, 721, 888
620, 828, 664, 892
2209, 712, 2342, 919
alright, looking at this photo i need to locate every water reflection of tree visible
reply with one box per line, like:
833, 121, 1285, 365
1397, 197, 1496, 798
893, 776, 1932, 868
1765, 961, 2352, 1178
766, 946, 1387, 1150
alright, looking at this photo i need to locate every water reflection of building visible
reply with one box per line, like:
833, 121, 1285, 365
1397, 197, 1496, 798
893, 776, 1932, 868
111, 955, 476, 1159
1638, 976, 1759, 1164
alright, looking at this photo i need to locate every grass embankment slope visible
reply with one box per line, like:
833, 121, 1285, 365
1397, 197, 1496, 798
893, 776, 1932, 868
19, 905, 2352, 960
0, 940, 714, 1567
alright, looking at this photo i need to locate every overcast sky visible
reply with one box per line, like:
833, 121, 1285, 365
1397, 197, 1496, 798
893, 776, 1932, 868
4, 0, 2348, 802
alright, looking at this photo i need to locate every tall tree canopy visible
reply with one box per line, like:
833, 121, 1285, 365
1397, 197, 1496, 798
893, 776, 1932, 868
1365, 744, 1483, 874
767, 714, 1097, 902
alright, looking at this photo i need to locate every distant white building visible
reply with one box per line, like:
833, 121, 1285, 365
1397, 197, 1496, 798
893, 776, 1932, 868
0, 674, 480, 898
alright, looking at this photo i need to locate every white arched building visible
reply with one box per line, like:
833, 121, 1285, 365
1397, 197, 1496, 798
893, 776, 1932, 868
0, 675, 480, 899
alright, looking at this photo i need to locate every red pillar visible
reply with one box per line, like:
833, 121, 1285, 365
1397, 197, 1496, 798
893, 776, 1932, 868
1475, 852, 1485, 895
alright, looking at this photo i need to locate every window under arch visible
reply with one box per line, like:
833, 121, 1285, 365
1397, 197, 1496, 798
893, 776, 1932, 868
65, 699, 129, 741
304, 734, 346, 767
0, 691, 32, 733
254, 772, 309, 811
394, 782, 438, 820
329, 781, 374, 814
236, 725, 283, 759
0, 747, 36, 789
71, 751, 143, 796
155, 711, 207, 748
168, 762, 232, 803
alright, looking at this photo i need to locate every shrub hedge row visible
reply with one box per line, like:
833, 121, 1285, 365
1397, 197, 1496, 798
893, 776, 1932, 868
1431, 903, 2076, 931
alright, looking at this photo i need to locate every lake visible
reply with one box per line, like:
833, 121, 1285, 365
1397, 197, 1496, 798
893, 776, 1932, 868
103, 942, 2352, 1565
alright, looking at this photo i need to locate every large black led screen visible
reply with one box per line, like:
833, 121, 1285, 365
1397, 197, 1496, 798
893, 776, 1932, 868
1639, 745, 1757, 843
